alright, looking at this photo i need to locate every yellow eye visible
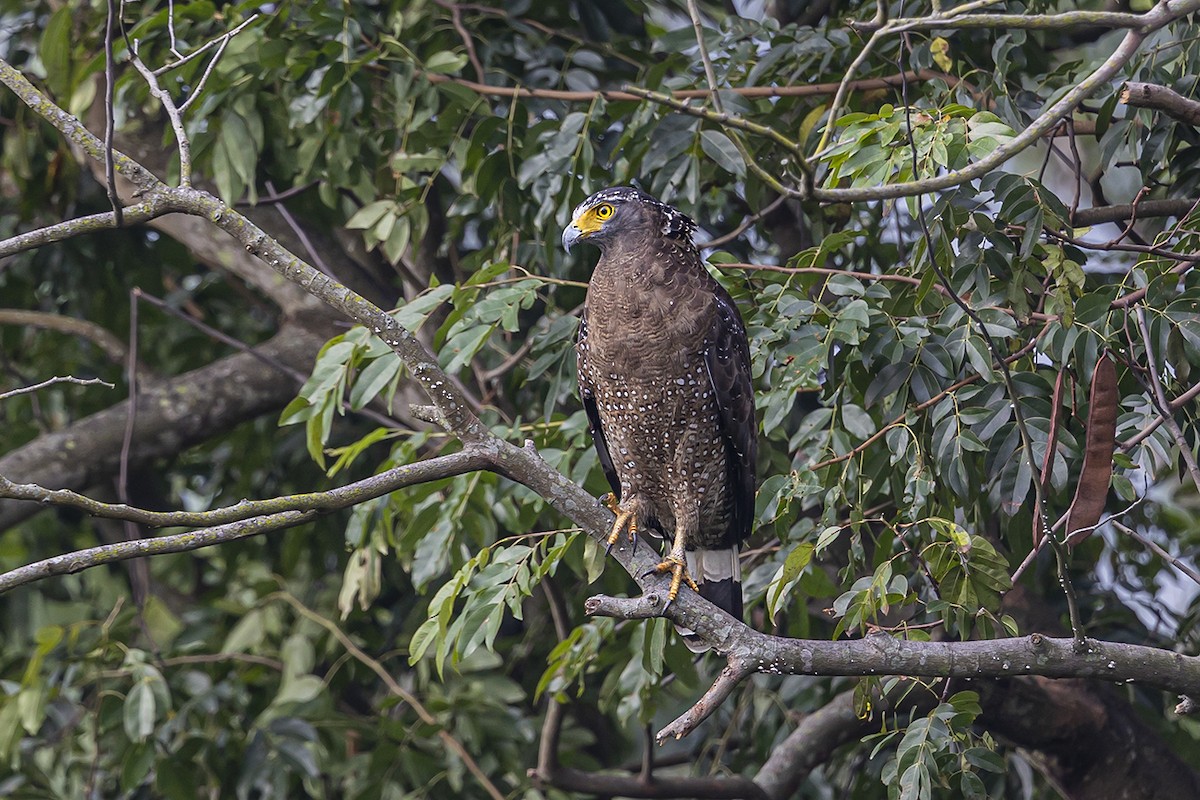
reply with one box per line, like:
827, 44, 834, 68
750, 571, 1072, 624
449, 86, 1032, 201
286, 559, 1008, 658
594, 203, 614, 220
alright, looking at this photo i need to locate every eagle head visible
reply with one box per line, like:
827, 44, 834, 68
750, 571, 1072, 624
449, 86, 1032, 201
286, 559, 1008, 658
561, 187, 697, 253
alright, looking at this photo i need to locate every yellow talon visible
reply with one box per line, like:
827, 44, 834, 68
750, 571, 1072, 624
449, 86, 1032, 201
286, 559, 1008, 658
602, 494, 638, 554
653, 557, 699, 606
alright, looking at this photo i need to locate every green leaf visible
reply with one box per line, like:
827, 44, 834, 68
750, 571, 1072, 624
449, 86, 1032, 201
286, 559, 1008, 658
425, 51, 469, 74
349, 355, 402, 410
767, 543, 814, 622
39, 7, 72, 100
123, 683, 156, 743
700, 130, 746, 177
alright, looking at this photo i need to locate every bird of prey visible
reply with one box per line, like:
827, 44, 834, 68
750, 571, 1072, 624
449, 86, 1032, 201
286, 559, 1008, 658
562, 187, 757, 624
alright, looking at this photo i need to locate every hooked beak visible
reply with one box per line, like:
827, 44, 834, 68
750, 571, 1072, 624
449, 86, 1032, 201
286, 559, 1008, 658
561, 223, 583, 253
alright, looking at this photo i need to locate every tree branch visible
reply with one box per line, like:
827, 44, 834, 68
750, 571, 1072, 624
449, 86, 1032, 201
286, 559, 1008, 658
588, 590, 1200, 741
0, 200, 174, 259
0, 309, 129, 364
1122, 81, 1200, 126
1072, 197, 1200, 227
810, 0, 1200, 202
0, 448, 492, 535
0, 376, 114, 401
0, 323, 330, 531
0, 449, 491, 594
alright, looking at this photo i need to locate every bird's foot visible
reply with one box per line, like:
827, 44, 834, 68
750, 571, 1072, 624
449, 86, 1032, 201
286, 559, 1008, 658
648, 556, 699, 608
602, 494, 638, 555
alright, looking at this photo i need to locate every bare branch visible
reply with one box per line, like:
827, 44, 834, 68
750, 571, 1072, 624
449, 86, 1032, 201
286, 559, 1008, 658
0, 200, 173, 260
700, 196, 787, 249
0, 376, 114, 402
1112, 521, 1200, 587
152, 14, 263, 76
422, 68, 963, 104
434, 0, 485, 84
0, 449, 492, 539
589, 591, 1200, 730
0, 309, 130, 364
657, 658, 756, 743
0, 450, 493, 594
863, 9, 1149, 34
128, 42, 192, 186
1073, 198, 1200, 227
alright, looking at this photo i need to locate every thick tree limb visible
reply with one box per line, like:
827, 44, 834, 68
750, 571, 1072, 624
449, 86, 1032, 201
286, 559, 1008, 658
754, 688, 937, 799
586, 594, 1200, 743
0, 309, 131, 364
979, 678, 1200, 800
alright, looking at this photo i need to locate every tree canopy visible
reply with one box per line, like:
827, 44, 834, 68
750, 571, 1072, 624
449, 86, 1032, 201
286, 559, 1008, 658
1, 1, 1199, 798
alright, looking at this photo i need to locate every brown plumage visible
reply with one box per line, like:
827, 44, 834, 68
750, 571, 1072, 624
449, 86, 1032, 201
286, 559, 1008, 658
562, 187, 757, 626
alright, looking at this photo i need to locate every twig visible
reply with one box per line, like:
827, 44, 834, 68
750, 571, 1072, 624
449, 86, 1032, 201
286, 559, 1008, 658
700, 195, 787, 249
104, 0, 122, 225
118, 288, 139, 511
264, 180, 334, 276
178, 34, 231, 114
1112, 521, 1200, 587
1121, 375, 1200, 448
0, 376, 114, 402
1135, 306, 1200, 494
273, 591, 507, 800
152, 14, 263, 76
816, 27, 885, 157
435, 0, 485, 84
127, 42, 192, 186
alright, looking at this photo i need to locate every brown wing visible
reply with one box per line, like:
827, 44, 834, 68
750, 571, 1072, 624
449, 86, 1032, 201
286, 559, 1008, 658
577, 311, 621, 500
702, 284, 757, 547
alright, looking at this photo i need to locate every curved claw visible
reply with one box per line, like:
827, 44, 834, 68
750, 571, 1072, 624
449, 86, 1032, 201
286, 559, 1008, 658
603, 496, 638, 555
649, 557, 699, 607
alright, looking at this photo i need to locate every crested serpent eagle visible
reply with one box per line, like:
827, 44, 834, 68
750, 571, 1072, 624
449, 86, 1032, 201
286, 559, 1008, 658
562, 187, 757, 626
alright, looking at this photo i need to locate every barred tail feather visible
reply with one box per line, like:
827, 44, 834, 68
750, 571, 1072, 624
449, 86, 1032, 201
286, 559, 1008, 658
678, 547, 742, 653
